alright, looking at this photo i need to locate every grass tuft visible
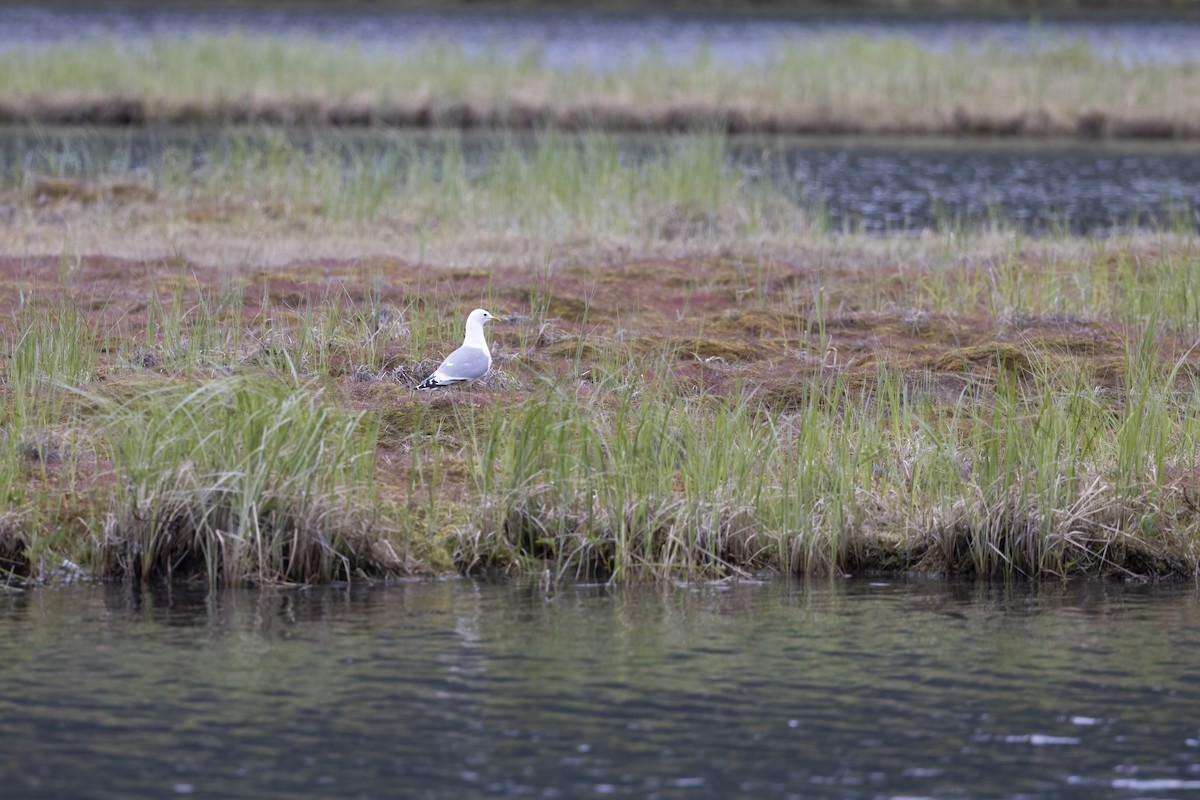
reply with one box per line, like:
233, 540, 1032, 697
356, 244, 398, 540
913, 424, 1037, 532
84, 378, 400, 586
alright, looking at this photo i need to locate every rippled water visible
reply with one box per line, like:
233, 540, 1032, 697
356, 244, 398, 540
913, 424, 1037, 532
749, 137, 1200, 234
2, 5, 1200, 67
2, 578, 1199, 799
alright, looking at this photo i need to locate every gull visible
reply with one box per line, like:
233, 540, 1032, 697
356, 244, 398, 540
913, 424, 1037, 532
415, 308, 501, 390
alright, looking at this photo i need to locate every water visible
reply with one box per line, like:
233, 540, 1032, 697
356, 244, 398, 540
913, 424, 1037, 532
750, 137, 1200, 234
2, 578, 1199, 799
4, 127, 1199, 234
2, 5, 1200, 67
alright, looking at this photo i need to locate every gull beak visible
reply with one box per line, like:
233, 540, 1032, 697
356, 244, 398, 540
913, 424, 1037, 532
490, 315, 505, 323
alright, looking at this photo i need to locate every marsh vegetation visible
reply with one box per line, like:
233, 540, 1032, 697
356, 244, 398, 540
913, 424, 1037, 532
2, 33, 1200, 137
2, 129, 1199, 586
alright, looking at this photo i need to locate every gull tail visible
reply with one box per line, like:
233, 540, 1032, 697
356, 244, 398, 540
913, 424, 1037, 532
415, 376, 442, 390
416, 374, 466, 390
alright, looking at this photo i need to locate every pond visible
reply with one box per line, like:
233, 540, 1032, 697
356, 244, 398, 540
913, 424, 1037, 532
748, 137, 1200, 234
2, 5, 1200, 67
2, 578, 1198, 799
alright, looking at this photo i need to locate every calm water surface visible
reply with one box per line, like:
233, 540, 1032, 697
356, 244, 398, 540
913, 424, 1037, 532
2, 6, 1200, 67
2, 578, 1199, 799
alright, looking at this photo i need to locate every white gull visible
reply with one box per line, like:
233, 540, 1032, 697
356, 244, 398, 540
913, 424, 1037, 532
415, 308, 501, 390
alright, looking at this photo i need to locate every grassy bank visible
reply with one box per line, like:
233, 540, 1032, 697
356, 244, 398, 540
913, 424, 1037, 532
2, 131, 1200, 586
2, 34, 1200, 138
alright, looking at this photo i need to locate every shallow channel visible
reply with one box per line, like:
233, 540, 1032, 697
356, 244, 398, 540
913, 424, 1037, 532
2, 578, 1198, 799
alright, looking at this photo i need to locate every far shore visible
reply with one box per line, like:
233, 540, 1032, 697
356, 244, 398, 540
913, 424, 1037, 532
2, 33, 1199, 140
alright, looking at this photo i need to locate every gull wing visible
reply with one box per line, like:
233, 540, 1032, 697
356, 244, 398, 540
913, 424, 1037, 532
414, 344, 493, 389
435, 345, 491, 381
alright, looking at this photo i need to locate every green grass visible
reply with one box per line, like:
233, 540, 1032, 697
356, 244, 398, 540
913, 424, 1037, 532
4, 127, 783, 258
9, 128, 1200, 276
4, 276, 1200, 584
455, 329, 1200, 581
80, 377, 395, 586
2, 33, 1199, 137
3, 128, 1200, 585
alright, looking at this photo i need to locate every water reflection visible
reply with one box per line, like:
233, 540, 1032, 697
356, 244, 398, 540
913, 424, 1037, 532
1, 578, 1199, 798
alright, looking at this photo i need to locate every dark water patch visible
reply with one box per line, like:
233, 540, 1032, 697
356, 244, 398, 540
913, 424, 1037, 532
744, 136, 1200, 234
2, 578, 1199, 799
3, 6, 1200, 67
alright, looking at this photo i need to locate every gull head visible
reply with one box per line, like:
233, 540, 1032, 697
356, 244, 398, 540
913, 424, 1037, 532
467, 308, 501, 328
462, 308, 501, 349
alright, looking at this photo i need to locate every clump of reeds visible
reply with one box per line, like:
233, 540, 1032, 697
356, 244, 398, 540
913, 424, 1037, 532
84, 377, 401, 585
455, 327, 1200, 581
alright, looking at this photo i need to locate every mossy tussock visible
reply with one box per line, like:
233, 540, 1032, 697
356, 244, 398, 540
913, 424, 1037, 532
707, 308, 807, 339
931, 343, 1036, 376
636, 335, 768, 362
375, 394, 500, 449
